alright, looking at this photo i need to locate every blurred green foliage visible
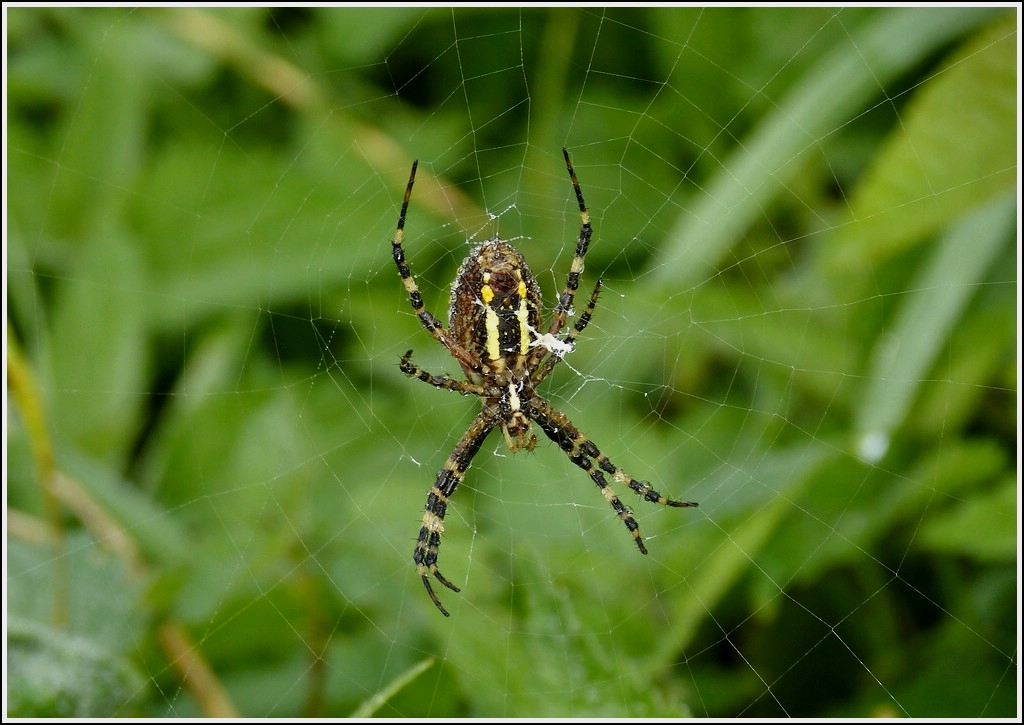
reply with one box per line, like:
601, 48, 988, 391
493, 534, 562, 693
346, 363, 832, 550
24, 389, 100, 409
6, 6, 1017, 718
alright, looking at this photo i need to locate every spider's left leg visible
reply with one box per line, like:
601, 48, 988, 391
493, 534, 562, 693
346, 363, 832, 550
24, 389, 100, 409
413, 411, 498, 616
400, 350, 493, 398
528, 399, 697, 554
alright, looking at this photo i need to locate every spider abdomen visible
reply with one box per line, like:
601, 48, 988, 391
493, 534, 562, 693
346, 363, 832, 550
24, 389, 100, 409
449, 239, 543, 376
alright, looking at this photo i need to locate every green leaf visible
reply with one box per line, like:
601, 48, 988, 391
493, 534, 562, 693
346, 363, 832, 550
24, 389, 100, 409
351, 658, 436, 717
916, 477, 1017, 562
49, 229, 148, 465
652, 6, 999, 287
7, 620, 146, 718
853, 192, 1014, 460
650, 443, 836, 664
827, 11, 1017, 270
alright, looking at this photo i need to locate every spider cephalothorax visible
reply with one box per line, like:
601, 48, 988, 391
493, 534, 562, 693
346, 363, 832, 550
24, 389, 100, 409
391, 149, 698, 616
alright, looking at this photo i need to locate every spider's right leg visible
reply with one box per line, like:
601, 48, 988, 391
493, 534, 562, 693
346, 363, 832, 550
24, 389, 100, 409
529, 276, 603, 384
413, 412, 497, 616
391, 161, 480, 374
546, 148, 594, 338
528, 400, 697, 555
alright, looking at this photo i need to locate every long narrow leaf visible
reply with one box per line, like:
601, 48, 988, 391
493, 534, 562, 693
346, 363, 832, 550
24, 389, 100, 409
652, 7, 997, 288
854, 193, 1015, 461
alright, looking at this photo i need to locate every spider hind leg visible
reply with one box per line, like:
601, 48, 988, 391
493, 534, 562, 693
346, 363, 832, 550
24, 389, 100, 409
583, 439, 699, 508
414, 544, 461, 618
410, 414, 496, 617
530, 401, 698, 553
413, 489, 463, 618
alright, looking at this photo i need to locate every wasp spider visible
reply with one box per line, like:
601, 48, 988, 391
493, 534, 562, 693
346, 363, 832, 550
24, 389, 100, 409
391, 149, 697, 616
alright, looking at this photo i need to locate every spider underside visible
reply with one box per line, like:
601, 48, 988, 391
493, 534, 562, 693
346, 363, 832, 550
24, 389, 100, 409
391, 149, 698, 616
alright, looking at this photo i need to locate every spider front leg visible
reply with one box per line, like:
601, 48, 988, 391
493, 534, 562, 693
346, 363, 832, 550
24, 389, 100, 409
546, 149, 594, 339
391, 160, 480, 375
412, 411, 497, 617
528, 399, 697, 554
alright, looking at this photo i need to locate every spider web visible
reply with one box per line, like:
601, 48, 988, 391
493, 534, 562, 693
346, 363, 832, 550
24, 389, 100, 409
5, 6, 1020, 718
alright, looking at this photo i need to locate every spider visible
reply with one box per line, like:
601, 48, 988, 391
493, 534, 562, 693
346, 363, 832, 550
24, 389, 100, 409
391, 149, 698, 616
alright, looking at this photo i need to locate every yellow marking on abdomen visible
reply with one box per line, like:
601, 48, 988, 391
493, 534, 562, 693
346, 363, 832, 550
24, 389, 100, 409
515, 275, 530, 355
480, 273, 501, 361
